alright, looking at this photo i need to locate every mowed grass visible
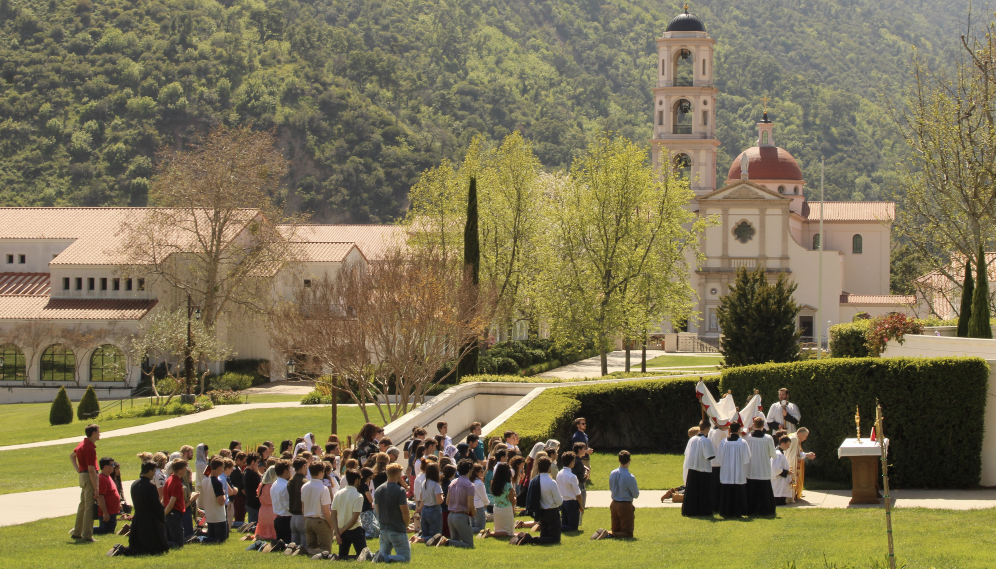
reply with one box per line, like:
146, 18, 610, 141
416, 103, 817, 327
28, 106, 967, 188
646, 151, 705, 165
644, 355, 724, 368
0, 394, 310, 447
3, 508, 994, 569
585, 452, 684, 490
0, 407, 368, 496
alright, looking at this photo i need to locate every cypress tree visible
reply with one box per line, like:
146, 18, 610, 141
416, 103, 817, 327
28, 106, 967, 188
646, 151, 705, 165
717, 266, 802, 366
49, 386, 74, 425
968, 246, 992, 338
77, 385, 100, 420
957, 256, 973, 337
457, 177, 480, 378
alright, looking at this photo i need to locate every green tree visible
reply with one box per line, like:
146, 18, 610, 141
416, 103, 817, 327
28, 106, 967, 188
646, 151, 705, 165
968, 245, 992, 338
49, 386, 74, 426
717, 267, 802, 366
958, 257, 974, 337
457, 176, 480, 378
76, 385, 100, 420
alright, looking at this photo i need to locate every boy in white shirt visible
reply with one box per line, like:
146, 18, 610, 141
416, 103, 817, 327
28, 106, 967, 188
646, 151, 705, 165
557, 451, 583, 531
470, 464, 489, 533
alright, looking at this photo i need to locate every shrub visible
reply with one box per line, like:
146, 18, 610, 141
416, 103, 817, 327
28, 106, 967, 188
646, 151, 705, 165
49, 386, 74, 425
485, 375, 719, 454
210, 372, 253, 392
720, 357, 989, 488
223, 359, 270, 386
206, 389, 243, 405
77, 385, 100, 420
829, 320, 872, 358
103, 397, 211, 419
718, 266, 801, 366
865, 314, 924, 356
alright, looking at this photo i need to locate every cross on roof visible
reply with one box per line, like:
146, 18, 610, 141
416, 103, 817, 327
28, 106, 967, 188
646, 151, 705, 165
761, 95, 770, 112
683, 3, 690, 12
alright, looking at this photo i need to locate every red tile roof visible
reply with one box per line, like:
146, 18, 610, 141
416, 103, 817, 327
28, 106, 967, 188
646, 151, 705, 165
282, 225, 404, 260
839, 294, 915, 306
0, 273, 50, 296
290, 242, 361, 263
804, 202, 895, 222
0, 297, 157, 320
727, 146, 803, 181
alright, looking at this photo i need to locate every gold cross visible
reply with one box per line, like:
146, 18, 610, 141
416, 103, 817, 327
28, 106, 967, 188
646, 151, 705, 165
761, 95, 770, 112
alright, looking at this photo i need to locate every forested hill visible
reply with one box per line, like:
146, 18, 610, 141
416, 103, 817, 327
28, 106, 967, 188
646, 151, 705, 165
0, 0, 972, 221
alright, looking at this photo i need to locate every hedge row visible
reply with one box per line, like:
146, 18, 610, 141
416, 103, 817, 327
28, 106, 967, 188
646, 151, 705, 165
460, 370, 692, 385
485, 375, 720, 454
720, 357, 989, 488
829, 321, 873, 357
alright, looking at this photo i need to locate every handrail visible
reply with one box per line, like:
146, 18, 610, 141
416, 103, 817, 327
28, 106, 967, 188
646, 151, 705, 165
98, 386, 154, 414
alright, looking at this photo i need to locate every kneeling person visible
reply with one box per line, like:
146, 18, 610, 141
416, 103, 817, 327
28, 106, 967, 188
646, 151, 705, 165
302, 463, 334, 557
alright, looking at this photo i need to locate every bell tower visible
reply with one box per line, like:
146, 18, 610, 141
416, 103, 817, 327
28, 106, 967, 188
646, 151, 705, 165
651, 4, 720, 195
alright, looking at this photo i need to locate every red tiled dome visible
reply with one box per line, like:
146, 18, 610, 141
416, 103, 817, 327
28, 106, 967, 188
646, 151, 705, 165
727, 146, 803, 181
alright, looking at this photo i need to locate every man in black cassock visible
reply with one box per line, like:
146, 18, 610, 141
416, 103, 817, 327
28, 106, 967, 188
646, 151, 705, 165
107, 462, 170, 557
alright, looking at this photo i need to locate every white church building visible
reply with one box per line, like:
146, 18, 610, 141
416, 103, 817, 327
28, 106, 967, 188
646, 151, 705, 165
653, 8, 913, 343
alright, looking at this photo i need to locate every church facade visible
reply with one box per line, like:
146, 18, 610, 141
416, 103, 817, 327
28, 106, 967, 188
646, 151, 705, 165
653, 8, 913, 342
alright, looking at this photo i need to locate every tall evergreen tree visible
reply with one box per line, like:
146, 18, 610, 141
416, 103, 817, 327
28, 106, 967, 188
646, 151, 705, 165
717, 267, 802, 366
457, 177, 480, 378
968, 246, 992, 338
957, 257, 974, 337
49, 386, 74, 426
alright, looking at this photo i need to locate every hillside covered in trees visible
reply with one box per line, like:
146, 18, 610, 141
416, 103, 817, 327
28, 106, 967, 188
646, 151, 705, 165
0, 0, 973, 221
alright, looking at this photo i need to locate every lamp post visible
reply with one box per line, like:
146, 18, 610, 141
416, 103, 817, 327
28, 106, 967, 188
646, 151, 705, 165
183, 294, 201, 404
286, 359, 296, 379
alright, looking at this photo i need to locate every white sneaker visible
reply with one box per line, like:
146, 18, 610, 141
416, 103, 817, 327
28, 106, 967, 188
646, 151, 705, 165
370, 551, 384, 563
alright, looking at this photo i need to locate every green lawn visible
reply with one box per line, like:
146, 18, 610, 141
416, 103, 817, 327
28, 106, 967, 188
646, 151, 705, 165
0, 407, 368, 496
2, 509, 993, 568
586, 452, 684, 490
644, 355, 724, 368
0, 394, 309, 447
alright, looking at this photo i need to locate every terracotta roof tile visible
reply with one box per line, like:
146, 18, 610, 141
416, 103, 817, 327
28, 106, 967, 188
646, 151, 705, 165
282, 225, 405, 260
290, 242, 359, 263
0, 273, 50, 296
839, 294, 915, 305
0, 297, 157, 320
804, 202, 895, 222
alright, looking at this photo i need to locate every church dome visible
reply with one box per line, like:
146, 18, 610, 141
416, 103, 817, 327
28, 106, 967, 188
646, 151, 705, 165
727, 146, 803, 181
665, 10, 706, 32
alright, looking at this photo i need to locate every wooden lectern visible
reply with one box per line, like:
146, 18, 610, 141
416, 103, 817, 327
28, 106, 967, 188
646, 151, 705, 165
838, 438, 889, 505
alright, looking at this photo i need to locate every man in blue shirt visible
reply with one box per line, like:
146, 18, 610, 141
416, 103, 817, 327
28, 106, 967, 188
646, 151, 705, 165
571, 418, 593, 481
592, 450, 638, 540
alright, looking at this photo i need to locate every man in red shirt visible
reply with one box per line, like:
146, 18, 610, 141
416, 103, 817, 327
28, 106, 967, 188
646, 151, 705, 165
162, 459, 188, 548
69, 424, 101, 541
94, 457, 121, 534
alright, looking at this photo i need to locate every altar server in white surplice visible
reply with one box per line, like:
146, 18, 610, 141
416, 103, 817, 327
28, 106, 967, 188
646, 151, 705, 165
770, 435, 793, 505
766, 388, 801, 433
744, 417, 777, 516
707, 421, 728, 513
681, 420, 716, 517
718, 423, 751, 518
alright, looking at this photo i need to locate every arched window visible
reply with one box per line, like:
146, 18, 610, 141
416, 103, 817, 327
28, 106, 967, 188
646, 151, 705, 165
702, 58, 706, 75
41, 344, 76, 382
674, 153, 692, 180
673, 99, 693, 134
793, 186, 800, 195
852, 234, 863, 254
674, 49, 694, 86
813, 234, 821, 251
777, 186, 785, 194
0, 344, 26, 381
90, 344, 127, 382
762, 131, 768, 145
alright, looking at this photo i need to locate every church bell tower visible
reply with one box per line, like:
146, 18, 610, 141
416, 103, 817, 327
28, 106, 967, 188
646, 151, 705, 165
651, 4, 720, 194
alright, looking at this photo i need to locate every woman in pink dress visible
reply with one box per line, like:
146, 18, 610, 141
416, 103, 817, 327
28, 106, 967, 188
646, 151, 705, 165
254, 466, 277, 540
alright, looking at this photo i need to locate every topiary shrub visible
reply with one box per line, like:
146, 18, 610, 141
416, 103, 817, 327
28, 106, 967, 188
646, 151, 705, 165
494, 356, 520, 375
77, 385, 100, 420
829, 320, 872, 358
720, 357, 989, 488
210, 372, 253, 392
49, 386, 74, 425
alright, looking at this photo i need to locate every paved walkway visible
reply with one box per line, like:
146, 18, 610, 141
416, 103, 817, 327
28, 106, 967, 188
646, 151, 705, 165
537, 350, 721, 379
581, 489, 996, 510
5, 485, 993, 529
243, 379, 317, 395
0, 402, 343, 452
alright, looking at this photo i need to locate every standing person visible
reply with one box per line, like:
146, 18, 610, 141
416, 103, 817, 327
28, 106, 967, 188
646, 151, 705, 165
503, 431, 520, 453
707, 421, 728, 513
288, 457, 309, 548
271, 460, 293, 544
436, 421, 453, 449
93, 457, 121, 535
243, 453, 262, 524
106, 462, 169, 557
194, 443, 209, 510
431, 459, 476, 548
162, 459, 187, 548
69, 424, 100, 542
302, 463, 334, 557
331, 469, 373, 560
358, 467, 380, 539
469, 423, 486, 463
470, 464, 489, 533
570, 442, 590, 519
745, 417, 778, 516
766, 388, 801, 433
372, 464, 411, 563
255, 465, 278, 541
786, 427, 816, 500
681, 421, 716, 517
231, 452, 248, 524
718, 422, 751, 518
571, 418, 594, 482
592, 451, 639, 540
512, 456, 563, 545
200, 457, 230, 543
151, 453, 168, 501
771, 436, 793, 505
355, 424, 381, 467
220, 458, 237, 529
557, 452, 583, 532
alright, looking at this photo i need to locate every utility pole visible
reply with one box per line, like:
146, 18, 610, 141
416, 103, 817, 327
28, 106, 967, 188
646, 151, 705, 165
816, 158, 824, 358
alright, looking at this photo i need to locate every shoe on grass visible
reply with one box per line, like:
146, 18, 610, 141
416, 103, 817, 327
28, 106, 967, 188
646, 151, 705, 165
590, 528, 609, 540
435, 537, 449, 547
371, 550, 384, 563
105, 544, 124, 557
425, 534, 443, 547
356, 547, 373, 560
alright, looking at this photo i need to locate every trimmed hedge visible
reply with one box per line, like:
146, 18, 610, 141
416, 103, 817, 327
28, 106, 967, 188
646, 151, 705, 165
485, 375, 720, 454
720, 357, 989, 488
77, 385, 100, 420
460, 371, 692, 385
829, 320, 872, 357
49, 386, 74, 425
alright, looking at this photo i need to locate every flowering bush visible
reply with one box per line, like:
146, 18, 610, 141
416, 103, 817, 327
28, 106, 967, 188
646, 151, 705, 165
865, 313, 924, 356
206, 389, 244, 405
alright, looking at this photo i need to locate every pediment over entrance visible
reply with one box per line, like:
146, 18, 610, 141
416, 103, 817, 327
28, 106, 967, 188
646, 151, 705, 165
696, 181, 791, 202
